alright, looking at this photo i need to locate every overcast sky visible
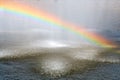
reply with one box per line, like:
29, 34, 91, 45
0, 0, 120, 43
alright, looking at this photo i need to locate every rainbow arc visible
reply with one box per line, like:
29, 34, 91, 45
0, 0, 116, 48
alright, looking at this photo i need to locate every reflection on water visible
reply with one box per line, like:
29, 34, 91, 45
0, 34, 119, 79
0, 39, 120, 77
36, 54, 72, 77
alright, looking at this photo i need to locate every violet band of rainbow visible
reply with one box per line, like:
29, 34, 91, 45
0, 0, 117, 48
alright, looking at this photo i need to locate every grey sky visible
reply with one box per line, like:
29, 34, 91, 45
0, 0, 120, 44
1, 0, 120, 29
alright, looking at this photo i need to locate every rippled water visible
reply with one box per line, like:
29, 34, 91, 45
0, 33, 120, 79
0, 42, 120, 80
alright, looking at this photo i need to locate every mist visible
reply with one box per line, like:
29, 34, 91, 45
0, 0, 120, 46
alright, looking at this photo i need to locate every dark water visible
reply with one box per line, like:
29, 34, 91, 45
0, 47, 120, 80
0, 32, 120, 80
0, 57, 120, 80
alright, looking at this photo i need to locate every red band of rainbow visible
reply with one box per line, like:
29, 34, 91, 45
0, 0, 116, 48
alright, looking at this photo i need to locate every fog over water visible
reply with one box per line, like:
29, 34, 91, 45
0, 0, 120, 44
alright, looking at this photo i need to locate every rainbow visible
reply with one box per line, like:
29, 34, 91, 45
0, 0, 116, 48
